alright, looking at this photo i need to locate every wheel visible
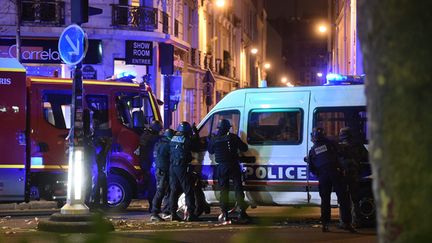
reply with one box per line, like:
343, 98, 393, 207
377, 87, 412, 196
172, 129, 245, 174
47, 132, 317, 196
107, 174, 132, 211
356, 187, 376, 227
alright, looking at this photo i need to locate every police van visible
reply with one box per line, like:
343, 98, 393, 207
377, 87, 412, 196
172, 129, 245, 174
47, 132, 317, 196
193, 74, 375, 225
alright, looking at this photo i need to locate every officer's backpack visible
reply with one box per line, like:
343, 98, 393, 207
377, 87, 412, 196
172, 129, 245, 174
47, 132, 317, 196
170, 135, 188, 166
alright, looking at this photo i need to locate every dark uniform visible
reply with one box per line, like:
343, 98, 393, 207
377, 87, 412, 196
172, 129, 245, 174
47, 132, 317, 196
208, 119, 249, 222
169, 122, 200, 221
87, 108, 112, 209
307, 128, 355, 232
338, 127, 369, 226
139, 120, 163, 211
150, 129, 175, 221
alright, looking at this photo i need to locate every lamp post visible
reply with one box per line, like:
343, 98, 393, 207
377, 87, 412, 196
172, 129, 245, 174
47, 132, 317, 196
316, 21, 332, 79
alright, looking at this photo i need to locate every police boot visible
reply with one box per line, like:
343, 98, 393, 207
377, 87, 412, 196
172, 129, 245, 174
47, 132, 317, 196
203, 204, 211, 214
150, 214, 165, 222
237, 210, 250, 224
170, 213, 183, 221
195, 203, 211, 216
322, 224, 330, 232
186, 212, 199, 222
341, 224, 358, 233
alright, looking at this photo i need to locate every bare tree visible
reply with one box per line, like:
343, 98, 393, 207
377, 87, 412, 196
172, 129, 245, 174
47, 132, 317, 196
358, 0, 432, 242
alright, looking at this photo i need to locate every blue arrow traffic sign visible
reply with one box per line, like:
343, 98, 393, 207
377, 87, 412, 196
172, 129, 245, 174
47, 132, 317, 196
58, 24, 87, 65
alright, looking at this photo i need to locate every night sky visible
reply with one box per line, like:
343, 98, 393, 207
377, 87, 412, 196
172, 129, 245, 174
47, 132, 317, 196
264, 0, 328, 20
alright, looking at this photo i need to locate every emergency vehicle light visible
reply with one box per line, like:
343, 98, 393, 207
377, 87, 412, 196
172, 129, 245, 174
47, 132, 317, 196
325, 73, 365, 85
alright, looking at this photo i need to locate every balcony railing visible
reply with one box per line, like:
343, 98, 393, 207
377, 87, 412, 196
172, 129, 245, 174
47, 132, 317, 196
21, 1, 65, 26
111, 5, 158, 31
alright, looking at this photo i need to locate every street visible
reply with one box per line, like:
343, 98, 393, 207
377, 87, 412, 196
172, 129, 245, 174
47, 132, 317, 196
0, 201, 377, 243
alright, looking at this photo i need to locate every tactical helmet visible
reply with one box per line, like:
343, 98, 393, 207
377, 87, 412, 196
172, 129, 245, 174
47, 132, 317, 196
339, 127, 352, 141
217, 119, 231, 130
150, 120, 163, 132
176, 121, 192, 134
164, 128, 175, 139
311, 127, 325, 142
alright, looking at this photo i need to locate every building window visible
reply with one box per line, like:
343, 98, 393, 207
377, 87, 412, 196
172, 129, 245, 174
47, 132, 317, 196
185, 89, 195, 123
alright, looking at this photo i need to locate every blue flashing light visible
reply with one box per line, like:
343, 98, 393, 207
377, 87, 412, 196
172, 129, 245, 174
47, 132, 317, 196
117, 71, 137, 79
325, 73, 365, 85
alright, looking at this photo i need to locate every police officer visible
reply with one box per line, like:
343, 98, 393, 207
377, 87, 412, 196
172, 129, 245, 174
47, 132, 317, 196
150, 128, 175, 221
338, 127, 369, 227
90, 109, 112, 209
307, 127, 355, 232
208, 119, 249, 223
139, 120, 163, 211
169, 121, 200, 221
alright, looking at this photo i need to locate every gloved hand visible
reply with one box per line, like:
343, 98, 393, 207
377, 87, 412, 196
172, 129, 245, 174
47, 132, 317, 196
192, 122, 199, 135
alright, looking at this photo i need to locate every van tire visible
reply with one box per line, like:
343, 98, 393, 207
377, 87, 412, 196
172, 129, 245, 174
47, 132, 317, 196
107, 174, 132, 211
356, 187, 376, 227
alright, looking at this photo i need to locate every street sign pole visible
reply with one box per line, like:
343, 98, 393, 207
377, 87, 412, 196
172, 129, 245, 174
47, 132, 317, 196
55, 24, 89, 215
61, 61, 88, 214
39, 7, 113, 233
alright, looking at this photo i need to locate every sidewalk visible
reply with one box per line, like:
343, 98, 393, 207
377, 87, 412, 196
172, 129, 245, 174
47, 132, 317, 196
0, 201, 59, 217
0, 199, 151, 217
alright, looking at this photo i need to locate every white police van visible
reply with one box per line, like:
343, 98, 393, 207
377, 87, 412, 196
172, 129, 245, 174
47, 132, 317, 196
193, 74, 375, 225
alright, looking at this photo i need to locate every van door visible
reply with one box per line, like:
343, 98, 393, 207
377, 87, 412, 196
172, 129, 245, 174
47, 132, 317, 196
242, 90, 311, 205
0, 67, 27, 201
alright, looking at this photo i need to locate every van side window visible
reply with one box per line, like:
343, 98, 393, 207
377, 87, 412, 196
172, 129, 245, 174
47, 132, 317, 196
313, 106, 368, 144
199, 110, 240, 137
247, 109, 303, 145
42, 91, 72, 129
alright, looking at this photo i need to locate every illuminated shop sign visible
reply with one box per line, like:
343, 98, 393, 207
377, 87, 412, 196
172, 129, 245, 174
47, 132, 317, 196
125, 40, 153, 65
0, 38, 102, 64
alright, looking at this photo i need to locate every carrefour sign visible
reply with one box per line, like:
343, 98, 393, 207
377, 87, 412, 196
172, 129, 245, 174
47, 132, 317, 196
0, 38, 102, 64
0, 44, 60, 63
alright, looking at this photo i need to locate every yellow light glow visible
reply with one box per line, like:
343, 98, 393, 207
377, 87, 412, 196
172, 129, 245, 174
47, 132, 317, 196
250, 48, 258, 55
318, 25, 327, 33
287, 82, 295, 87
264, 63, 271, 69
281, 77, 288, 83
215, 0, 225, 8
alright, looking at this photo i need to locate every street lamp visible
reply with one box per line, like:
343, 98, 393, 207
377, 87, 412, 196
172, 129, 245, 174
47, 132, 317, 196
281, 77, 288, 83
317, 24, 327, 34
215, 0, 225, 8
264, 63, 271, 70
250, 47, 258, 55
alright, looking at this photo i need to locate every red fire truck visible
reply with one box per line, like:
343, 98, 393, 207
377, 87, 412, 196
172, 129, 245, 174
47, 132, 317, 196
0, 58, 161, 210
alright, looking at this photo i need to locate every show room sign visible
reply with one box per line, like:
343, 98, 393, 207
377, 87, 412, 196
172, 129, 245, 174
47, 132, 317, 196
125, 40, 153, 65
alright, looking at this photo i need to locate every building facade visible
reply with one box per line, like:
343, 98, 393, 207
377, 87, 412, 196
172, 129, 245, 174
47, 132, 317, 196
0, 0, 265, 127
330, 0, 363, 75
